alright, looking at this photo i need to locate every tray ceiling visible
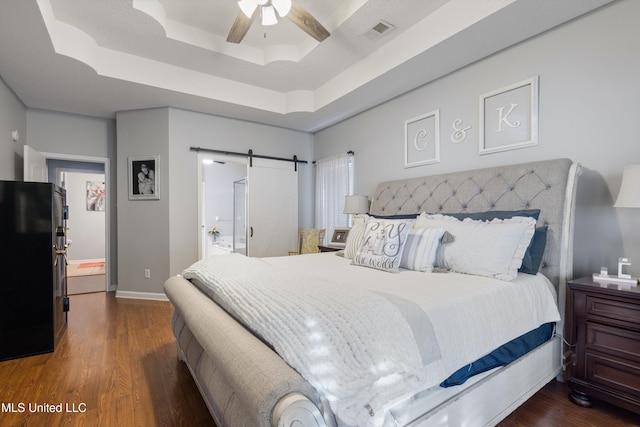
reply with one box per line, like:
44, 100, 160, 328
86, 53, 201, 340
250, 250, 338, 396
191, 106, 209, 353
0, 0, 613, 132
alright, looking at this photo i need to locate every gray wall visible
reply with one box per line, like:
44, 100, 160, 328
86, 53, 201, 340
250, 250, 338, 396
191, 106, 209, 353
116, 107, 313, 296
0, 77, 26, 180
116, 108, 170, 297
314, 0, 640, 278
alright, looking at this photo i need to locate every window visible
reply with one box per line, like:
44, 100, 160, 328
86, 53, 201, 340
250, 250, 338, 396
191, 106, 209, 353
315, 153, 354, 244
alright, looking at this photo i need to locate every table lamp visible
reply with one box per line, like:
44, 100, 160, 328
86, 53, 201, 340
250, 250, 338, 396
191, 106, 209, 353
597, 164, 640, 285
343, 195, 369, 215
614, 164, 640, 209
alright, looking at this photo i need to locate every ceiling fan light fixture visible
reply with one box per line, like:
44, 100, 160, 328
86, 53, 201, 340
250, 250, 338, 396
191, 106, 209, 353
238, 0, 258, 18
271, 0, 291, 17
261, 5, 278, 26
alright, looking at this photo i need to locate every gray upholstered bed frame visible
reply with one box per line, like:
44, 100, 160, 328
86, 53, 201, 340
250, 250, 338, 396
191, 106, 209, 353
164, 158, 581, 427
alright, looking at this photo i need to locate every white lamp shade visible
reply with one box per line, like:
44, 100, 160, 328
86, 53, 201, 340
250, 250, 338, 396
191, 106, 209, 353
344, 195, 369, 214
614, 164, 640, 208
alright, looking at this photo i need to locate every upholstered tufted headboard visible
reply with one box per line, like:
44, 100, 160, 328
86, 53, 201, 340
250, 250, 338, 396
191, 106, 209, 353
370, 158, 581, 321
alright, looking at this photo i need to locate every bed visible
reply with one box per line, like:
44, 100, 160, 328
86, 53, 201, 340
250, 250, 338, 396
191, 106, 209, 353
164, 158, 581, 427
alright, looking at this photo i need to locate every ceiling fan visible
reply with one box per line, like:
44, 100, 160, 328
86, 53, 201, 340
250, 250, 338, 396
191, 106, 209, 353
227, 0, 330, 44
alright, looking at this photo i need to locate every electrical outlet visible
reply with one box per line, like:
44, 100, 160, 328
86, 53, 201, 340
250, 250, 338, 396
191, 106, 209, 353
144, 269, 151, 279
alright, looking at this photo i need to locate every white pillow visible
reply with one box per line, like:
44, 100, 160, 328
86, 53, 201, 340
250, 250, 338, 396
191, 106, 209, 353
414, 213, 536, 281
352, 218, 413, 273
400, 227, 447, 272
344, 214, 369, 259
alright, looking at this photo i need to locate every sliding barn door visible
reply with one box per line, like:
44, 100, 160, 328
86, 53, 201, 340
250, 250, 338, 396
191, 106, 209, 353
247, 158, 298, 257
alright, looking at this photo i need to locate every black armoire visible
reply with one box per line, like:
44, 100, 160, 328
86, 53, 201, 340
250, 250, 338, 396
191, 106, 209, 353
0, 181, 69, 361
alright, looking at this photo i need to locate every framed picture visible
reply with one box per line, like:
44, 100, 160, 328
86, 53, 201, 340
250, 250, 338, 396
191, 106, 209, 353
86, 181, 105, 211
479, 76, 539, 155
128, 156, 159, 200
404, 110, 440, 168
330, 228, 350, 247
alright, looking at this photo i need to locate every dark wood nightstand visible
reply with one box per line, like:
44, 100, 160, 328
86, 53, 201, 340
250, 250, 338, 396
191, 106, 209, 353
318, 245, 342, 253
567, 276, 640, 415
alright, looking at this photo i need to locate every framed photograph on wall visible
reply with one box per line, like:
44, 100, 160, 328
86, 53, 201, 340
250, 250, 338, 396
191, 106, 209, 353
404, 110, 440, 168
479, 76, 539, 155
330, 228, 350, 247
86, 181, 106, 211
128, 156, 159, 200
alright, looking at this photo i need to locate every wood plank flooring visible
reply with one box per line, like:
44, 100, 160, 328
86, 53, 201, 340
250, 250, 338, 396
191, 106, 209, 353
0, 291, 638, 426
0, 292, 214, 427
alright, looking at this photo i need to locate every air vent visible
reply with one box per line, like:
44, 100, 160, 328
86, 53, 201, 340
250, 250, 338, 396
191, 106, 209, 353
364, 20, 394, 41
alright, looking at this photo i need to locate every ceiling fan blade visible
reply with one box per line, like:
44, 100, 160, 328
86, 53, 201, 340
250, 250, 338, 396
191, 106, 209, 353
288, 2, 330, 42
227, 11, 256, 43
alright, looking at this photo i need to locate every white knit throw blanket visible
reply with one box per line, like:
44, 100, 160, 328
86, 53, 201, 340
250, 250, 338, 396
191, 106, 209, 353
182, 254, 439, 426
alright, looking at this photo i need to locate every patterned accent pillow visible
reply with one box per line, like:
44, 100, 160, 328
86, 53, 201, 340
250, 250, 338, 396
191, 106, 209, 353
400, 227, 447, 272
352, 218, 413, 273
343, 214, 369, 259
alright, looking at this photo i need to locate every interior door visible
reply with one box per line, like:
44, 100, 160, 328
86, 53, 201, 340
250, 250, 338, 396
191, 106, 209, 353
247, 158, 298, 257
24, 145, 49, 182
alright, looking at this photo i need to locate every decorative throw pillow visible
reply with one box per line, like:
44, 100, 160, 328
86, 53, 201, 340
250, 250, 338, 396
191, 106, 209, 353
400, 227, 447, 272
433, 209, 544, 275
343, 214, 369, 259
519, 226, 548, 275
352, 218, 413, 273
414, 213, 536, 281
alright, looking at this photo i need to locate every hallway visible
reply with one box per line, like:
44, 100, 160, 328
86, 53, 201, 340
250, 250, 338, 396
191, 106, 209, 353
67, 260, 105, 294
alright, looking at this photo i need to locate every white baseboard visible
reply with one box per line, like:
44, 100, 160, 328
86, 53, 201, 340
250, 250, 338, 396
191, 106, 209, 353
115, 290, 169, 301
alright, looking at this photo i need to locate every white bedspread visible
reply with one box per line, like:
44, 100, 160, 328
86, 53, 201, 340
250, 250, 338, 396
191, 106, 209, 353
183, 252, 560, 426
263, 253, 561, 404
183, 253, 441, 427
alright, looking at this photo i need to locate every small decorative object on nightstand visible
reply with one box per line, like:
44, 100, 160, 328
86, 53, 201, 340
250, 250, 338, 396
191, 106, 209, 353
567, 276, 640, 415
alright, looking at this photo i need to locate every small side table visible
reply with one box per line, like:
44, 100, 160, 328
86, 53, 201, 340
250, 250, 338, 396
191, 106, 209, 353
567, 275, 640, 415
318, 245, 341, 253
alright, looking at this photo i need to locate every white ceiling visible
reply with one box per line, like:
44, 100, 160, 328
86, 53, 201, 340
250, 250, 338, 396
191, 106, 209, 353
0, 0, 612, 132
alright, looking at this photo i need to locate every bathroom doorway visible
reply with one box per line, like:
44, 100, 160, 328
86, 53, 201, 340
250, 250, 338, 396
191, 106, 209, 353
199, 154, 247, 259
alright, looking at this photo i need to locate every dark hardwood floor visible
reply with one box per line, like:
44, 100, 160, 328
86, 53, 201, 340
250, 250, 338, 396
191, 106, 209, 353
499, 379, 639, 427
0, 291, 638, 426
0, 292, 215, 427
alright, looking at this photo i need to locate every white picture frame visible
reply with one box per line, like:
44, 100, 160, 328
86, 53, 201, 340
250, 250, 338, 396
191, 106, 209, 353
479, 76, 539, 155
128, 156, 159, 200
404, 110, 440, 168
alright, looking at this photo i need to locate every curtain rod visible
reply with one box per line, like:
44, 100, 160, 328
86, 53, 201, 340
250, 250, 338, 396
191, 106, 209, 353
190, 147, 308, 170
312, 151, 354, 165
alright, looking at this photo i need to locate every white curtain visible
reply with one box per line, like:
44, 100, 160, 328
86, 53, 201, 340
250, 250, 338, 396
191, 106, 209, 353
315, 153, 354, 244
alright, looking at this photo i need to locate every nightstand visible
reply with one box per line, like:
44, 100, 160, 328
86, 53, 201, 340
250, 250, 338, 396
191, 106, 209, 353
567, 276, 640, 415
318, 245, 341, 253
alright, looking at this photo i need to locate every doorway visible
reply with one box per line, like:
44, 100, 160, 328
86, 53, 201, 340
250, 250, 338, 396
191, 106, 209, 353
28, 148, 113, 293
198, 154, 247, 259
197, 153, 299, 259
48, 162, 106, 294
